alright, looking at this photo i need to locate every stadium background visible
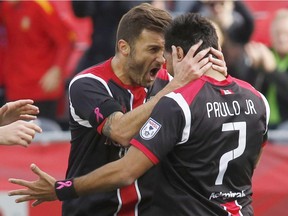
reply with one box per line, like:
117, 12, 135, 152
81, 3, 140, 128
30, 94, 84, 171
1, 1, 288, 215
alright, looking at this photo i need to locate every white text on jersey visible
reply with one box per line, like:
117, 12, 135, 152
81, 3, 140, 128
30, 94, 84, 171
206, 99, 257, 118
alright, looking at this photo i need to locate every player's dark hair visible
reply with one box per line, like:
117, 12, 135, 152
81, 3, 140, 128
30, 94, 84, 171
165, 13, 219, 56
116, 3, 172, 52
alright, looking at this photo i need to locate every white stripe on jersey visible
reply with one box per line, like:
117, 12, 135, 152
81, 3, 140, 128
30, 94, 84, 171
68, 73, 114, 127
127, 89, 133, 112
166, 92, 191, 145
259, 92, 270, 133
114, 189, 122, 216
134, 180, 141, 216
168, 73, 174, 82
114, 180, 141, 216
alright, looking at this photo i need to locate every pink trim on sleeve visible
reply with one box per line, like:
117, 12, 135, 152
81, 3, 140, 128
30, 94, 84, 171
130, 139, 159, 164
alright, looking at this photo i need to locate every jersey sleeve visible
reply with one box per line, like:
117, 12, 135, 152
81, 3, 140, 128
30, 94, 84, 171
69, 75, 123, 129
131, 94, 186, 164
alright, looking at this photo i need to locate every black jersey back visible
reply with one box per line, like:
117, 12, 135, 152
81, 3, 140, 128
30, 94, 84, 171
64, 58, 170, 216
131, 75, 269, 216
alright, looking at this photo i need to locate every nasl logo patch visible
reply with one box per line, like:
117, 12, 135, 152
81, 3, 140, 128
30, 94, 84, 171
140, 118, 161, 140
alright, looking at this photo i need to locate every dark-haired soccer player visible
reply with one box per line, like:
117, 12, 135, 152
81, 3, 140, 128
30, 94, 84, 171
8, 9, 234, 216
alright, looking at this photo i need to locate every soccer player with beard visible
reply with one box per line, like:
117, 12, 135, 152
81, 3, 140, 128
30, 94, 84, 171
7, 4, 227, 216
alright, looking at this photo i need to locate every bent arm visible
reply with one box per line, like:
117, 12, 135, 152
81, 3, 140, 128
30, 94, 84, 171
102, 80, 182, 146
104, 42, 213, 145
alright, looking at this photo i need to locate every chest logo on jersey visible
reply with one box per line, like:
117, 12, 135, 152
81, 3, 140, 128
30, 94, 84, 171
140, 118, 161, 140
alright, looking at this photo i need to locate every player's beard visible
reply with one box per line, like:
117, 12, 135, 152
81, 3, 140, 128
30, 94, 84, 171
126, 50, 150, 88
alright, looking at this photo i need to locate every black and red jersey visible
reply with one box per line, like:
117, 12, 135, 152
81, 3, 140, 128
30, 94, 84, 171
64, 58, 170, 216
131, 75, 270, 216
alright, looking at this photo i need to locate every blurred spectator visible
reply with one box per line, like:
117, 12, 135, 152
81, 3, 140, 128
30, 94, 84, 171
189, 0, 255, 84
189, 0, 254, 44
154, 1, 197, 16
172, 1, 196, 15
71, 1, 163, 75
246, 9, 288, 129
71, 1, 134, 74
0, 0, 74, 125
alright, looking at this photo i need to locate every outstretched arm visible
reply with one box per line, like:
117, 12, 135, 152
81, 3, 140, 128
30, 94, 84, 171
0, 99, 39, 126
8, 146, 152, 206
0, 120, 42, 147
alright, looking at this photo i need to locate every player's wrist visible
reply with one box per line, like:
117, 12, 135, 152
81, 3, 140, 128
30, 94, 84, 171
54, 178, 79, 201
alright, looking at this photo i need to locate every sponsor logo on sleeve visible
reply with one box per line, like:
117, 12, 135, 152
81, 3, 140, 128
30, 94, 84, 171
140, 118, 161, 140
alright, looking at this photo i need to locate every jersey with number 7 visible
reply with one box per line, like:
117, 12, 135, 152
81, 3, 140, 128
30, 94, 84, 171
131, 75, 270, 216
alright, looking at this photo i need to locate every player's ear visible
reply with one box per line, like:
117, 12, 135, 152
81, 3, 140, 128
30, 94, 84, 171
176, 46, 184, 61
118, 39, 130, 56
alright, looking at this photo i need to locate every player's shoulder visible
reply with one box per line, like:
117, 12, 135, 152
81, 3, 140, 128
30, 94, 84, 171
72, 59, 113, 84
80, 59, 112, 76
230, 76, 262, 98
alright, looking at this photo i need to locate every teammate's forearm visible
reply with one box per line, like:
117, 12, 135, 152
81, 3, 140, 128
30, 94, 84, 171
106, 80, 181, 146
73, 160, 134, 196
72, 147, 152, 197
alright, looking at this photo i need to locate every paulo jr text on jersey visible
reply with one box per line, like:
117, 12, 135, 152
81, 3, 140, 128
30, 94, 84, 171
206, 99, 257, 118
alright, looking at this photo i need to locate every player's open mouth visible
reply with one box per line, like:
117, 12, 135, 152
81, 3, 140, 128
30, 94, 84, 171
149, 68, 159, 78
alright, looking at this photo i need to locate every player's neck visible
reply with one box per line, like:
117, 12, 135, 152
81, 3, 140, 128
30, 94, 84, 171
111, 56, 131, 85
204, 68, 226, 81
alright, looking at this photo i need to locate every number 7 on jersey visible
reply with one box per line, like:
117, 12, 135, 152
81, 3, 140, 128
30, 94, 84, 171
215, 122, 246, 185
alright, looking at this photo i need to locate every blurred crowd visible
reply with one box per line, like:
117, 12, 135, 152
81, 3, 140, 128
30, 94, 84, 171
0, 0, 288, 131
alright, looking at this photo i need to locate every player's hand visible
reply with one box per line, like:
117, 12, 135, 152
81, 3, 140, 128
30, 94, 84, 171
172, 40, 212, 87
209, 47, 228, 77
0, 99, 39, 126
0, 120, 42, 147
8, 163, 57, 207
